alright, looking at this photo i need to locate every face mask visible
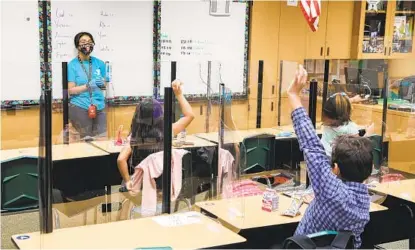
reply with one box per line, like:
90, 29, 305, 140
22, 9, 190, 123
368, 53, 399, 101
79, 43, 94, 56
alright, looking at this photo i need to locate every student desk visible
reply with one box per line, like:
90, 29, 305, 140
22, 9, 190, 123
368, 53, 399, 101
194, 126, 323, 144
0, 143, 108, 162
388, 133, 415, 174
196, 194, 386, 248
369, 179, 415, 203
89, 135, 217, 154
0, 143, 111, 199
88, 136, 219, 200
362, 179, 415, 248
12, 212, 246, 249
196, 195, 386, 231
195, 126, 323, 171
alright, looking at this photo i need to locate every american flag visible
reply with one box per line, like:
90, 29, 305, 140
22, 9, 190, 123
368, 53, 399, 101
300, 0, 321, 32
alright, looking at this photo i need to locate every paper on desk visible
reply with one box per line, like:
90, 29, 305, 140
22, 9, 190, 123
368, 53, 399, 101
152, 212, 201, 227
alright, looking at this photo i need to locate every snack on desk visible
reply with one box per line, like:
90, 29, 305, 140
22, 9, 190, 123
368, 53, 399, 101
283, 187, 315, 204
282, 196, 303, 217
262, 188, 279, 212
381, 173, 405, 183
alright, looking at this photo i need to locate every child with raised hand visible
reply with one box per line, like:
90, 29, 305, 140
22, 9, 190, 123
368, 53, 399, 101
321, 91, 374, 157
287, 65, 373, 249
117, 80, 194, 194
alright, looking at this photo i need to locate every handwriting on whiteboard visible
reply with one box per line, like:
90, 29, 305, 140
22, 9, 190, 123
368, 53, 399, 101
52, 5, 115, 62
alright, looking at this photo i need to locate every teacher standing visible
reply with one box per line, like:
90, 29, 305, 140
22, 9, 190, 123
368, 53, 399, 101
68, 32, 108, 138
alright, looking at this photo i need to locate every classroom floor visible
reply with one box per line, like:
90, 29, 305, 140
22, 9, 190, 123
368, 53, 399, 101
1, 210, 409, 249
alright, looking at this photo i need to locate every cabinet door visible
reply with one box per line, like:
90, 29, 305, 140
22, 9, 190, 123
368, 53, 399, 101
353, 0, 391, 59
325, 1, 354, 59
261, 98, 278, 128
388, 0, 415, 58
249, 2, 280, 100
305, 1, 328, 59
278, 3, 307, 63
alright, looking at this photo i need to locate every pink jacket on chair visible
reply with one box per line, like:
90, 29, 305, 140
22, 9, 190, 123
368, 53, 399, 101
218, 149, 262, 199
217, 148, 235, 195
130, 149, 187, 217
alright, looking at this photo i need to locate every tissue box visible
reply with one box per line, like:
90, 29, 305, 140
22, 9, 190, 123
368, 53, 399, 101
262, 188, 279, 212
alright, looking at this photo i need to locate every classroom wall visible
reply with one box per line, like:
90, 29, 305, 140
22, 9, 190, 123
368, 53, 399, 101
0, 1, 283, 150
388, 59, 415, 78
3, 2, 413, 150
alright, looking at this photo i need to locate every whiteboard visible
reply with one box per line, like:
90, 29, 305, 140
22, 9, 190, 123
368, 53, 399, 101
51, 1, 154, 99
1, 1, 41, 102
159, 1, 247, 96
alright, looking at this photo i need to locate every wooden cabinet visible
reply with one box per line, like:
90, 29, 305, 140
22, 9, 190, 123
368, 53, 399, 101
247, 98, 277, 129
278, 3, 307, 63
387, 0, 415, 58
261, 98, 278, 128
248, 1, 280, 100
305, 1, 329, 59
305, 1, 354, 59
325, 1, 355, 59
352, 0, 415, 59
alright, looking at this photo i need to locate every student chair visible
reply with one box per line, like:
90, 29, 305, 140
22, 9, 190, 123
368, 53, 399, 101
368, 134, 382, 171
281, 230, 355, 249
1, 156, 61, 228
1, 157, 39, 211
241, 134, 276, 174
153, 150, 194, 211
123, 150, 194, 216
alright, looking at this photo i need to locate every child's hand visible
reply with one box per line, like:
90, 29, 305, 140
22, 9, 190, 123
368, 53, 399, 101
366, 122, 375, 136
287, 64, 308, 96
172, 80, 183, 96
126, 180, 139, 196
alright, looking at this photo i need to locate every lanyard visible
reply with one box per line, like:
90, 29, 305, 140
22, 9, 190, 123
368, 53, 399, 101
78, 56, 93, 83
78, 56, 94, 103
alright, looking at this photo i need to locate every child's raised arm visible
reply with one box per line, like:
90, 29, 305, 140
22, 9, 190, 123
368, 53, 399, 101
172, 80, 195, 136
288, 65, 342, 199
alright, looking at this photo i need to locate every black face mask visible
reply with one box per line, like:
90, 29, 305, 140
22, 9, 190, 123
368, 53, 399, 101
79, 43, 94, 56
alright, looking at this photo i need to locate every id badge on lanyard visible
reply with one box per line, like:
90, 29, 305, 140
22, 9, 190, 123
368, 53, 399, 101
79, 56, 97, 119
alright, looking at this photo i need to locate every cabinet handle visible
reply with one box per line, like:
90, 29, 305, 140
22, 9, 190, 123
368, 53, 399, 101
200, 105, 203, 115
327, 47, 330, 57
271, 102, 274, 111
272, 85, 275, 95
389, 47, 391, 56
320, 47, 323, 56
384, 47, 387, 55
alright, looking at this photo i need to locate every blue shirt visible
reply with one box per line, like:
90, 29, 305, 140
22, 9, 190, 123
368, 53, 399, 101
292, 107, 370, 249
68, 56, 107, 110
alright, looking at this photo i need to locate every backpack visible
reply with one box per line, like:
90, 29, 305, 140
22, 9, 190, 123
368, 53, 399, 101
282, 231, 355, 249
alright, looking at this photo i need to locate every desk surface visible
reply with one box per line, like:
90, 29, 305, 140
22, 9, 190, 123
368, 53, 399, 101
196, 194, 387, 231
389, 132, 415, 142
12, 212, 245, 249
369, 179, 415, 203
195, 126, 323, 144
90, 135, 217, 154
0, 143, 109, 162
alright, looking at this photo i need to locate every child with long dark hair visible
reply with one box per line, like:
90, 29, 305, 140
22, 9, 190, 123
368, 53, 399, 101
117, 80, 194, 192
